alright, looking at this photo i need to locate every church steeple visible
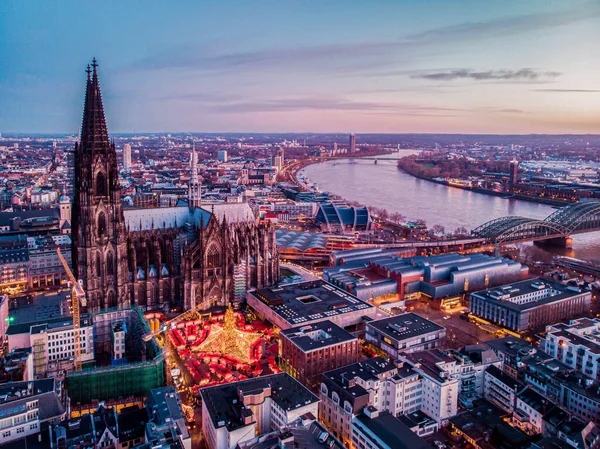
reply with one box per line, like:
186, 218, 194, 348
188, 141, 202, 208
72, 58, 128, 312
80, 57, 110, 155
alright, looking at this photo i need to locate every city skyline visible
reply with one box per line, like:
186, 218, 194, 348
1, 0, 599, 134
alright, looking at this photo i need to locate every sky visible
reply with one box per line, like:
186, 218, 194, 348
1, 0, 599, 134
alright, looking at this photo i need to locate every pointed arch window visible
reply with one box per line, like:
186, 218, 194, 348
206, 245, 221, 268
96, 253, 102, 277
107, 252, 114, 276
97, 212, 107, 238
96, 172, 107, 196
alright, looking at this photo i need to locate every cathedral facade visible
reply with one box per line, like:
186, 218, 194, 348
71, 59, 278, 313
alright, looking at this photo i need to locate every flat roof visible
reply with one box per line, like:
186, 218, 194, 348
280, 320, 356, 352
251, 280, 374, 327
471, 278, 588, 311
200, 373, 318, 432
366, 312, 444, 343
355, 411, 429, 449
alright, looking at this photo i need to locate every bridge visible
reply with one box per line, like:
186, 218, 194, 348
471, 201, 600, 246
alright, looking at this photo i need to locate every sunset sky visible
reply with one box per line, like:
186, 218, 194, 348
1, 0, 599, 134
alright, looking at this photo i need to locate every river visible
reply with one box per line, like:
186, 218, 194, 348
301, 152, 600, 263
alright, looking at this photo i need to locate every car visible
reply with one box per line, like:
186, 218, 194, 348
443, 315, 451, 320
433, 441, 447, 449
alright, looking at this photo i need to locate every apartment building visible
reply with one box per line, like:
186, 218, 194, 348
539, 318, 600, 380
200, 373, 319, 449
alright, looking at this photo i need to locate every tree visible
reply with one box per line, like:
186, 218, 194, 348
379, 209, 389, 221
390, 212, 406, 224
432, 224, 445, 236
454, 226, 469, 237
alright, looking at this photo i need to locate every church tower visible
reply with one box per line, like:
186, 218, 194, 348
71, 59, 129, 311
188, 142, 202, 208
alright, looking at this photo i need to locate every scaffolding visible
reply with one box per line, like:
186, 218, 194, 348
66, 307, 165, 406
33, 338, 46, 377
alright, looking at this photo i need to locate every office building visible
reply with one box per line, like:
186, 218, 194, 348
539, 318, 600, 380
248, 280, 380, 332
365, 312, 446, 357
349, 133, 356, 153
27, 235, 71, 288
0, 235, 29, 295
247, 280, 382, 332
469, 279, 591, 332
200, 373, 319, 449
6, 310, 95, 378
217, 150, 228, 163
351, 408, 429, 449
0, 378, 67, 444
279, 320, 359, 391
123, 143, 132, 169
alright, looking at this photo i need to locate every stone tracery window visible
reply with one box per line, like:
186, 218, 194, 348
206, 245, 221, 268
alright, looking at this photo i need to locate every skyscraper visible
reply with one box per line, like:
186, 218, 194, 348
123, 143, 132, 170
349, 133, 356, 153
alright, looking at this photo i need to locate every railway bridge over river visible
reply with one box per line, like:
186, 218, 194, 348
471, 200, 600, 247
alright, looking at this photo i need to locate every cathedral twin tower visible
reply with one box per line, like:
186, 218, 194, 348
71, 59, 278, 312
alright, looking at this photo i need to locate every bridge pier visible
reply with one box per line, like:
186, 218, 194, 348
537, 236, 573, 248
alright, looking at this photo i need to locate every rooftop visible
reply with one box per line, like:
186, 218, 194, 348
471, 278, 587, 311
200, 373, 319, 432
251, 280, 375, 327
355, 411, 430, 449
367, 312, 444, 343
280, 320, 357, 352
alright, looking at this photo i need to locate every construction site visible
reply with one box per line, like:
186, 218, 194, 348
67, 306, 165, 413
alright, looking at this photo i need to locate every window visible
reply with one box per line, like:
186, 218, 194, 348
96, 172, 107, 196
97, 212, 107, 238
206, 245, 221, 268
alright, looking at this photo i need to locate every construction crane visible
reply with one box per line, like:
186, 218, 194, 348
56, 247, 86, 371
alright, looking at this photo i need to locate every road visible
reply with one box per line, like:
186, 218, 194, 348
280, 262, 320, 281
409, 302, 496, 349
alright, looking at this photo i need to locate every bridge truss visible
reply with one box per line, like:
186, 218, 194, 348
471, 201, 600, 244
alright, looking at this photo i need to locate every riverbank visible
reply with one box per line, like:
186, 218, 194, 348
395, 167, 570, 208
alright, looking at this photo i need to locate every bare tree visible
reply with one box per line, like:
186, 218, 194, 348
390, 212, 406, 224
379, 208, 389, 221
432, 224, 445, 236
454, 226, 469, 237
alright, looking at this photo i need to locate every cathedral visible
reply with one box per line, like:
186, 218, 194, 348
71, 59, 279, 313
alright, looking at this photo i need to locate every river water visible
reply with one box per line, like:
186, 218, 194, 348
302, 152, 600, 262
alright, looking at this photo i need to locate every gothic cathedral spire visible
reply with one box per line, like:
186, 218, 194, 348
188, 141, 202, 208
72, 58, 129, 312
